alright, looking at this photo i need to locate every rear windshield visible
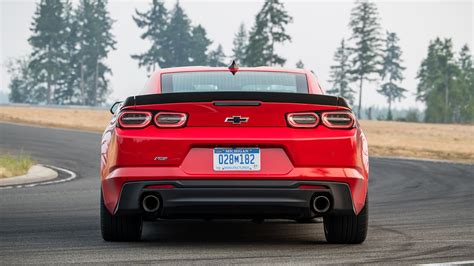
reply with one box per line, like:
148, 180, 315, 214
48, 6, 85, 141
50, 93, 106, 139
161, 71, 308, 93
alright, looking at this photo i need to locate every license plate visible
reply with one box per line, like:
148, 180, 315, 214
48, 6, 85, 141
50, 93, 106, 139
213, 148, 261, 171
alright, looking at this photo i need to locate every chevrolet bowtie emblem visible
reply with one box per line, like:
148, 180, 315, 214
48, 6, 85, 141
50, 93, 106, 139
225, 116, 249, 124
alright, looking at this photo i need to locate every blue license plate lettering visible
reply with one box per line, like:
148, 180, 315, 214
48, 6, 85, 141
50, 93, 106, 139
213, 148, 261, 171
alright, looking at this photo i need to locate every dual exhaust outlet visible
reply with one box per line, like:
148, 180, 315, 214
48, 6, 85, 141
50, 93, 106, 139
142, 192, 331, 214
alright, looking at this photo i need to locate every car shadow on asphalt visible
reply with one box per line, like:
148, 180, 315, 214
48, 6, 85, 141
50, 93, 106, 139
140, 219, 328, 245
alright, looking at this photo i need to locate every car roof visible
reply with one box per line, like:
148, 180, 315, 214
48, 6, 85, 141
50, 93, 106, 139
158, 66, 309, 74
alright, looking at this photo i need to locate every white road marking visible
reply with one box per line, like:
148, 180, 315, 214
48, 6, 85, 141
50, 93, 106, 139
0, 165, 77, 189
420, 261, 474, 265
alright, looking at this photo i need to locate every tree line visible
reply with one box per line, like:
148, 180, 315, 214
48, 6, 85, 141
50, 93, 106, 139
327, 0, 473, 123
9, 0, 115, 106
132, 0, 293, 71
7, 0, 473, 123
8, 0, 293, 106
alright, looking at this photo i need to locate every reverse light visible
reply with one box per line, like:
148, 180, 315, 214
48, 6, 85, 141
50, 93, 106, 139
321, 112, 355, 129
154, 112, 187, 128
118, 111, 152, 128
287, 112, 319, 128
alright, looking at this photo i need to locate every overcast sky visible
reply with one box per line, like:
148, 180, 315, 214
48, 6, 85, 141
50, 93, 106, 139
1, 0, 472, 109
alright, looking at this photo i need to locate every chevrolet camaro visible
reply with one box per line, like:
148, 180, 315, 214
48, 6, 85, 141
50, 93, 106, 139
100, 64, 369, 243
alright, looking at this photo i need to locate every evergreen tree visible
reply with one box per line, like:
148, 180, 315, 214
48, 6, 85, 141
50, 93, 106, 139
295, 60, 304, 69
28, 0, 69, 104
132, 0, 168, 72
208, 44, 226, 67
232, 23, 248, 65
161, 2, 193, 67
455, 45, 474, 123
327, 39, 355, 104
190, 25, 211, 65
348, 0, 383, 117
378, 32, 406, 120
7, 57, 36, 103
55, 0, 80, 105
76, 0, 116, 106
244, 0, 292, 67
416, 38, 459, 123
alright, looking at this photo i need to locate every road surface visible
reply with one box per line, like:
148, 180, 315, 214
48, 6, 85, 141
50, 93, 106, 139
1, 122, 473, 264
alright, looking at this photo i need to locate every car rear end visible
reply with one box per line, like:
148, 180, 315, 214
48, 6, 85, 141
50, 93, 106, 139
100, 68, 369, 243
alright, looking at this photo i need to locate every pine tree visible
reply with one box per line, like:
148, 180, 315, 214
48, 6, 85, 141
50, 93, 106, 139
208, 44, 226, 67
190, 25, 212, 65
76, 0, 116, 106
244, 0, 292, 67
232, 23, 247, 65
416, 38, 459, 123
327, 39, 355, 104
378, 32, 406, 120
295, 60, 304, 69
132, 0, 168, 72
161, 2, 193, 67
348, 0, 383, 117
55, 0, 80, 105
28, 0, 69, 104
7, 57, 36, 103
455, 45, 474, 123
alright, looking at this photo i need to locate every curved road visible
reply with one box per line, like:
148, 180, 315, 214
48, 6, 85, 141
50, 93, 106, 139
1, 122, 473, 264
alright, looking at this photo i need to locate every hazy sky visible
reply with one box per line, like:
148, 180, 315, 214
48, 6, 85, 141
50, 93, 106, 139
1, 0, 472, 109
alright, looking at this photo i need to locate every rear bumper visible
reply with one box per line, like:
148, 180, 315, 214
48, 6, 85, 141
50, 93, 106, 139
111, 180, 357, 219
102, 166, 368, 216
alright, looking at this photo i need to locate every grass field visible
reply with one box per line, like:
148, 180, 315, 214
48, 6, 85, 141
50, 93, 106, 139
1, 106, 473, 163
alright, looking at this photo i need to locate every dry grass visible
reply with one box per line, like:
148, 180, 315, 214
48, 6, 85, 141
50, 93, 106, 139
0, 106, 110, 132
0, 153, 35, 178
360, 120, 474, 163
0, 106, 473, 163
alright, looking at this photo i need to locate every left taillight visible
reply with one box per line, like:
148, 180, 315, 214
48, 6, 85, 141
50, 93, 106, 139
118, 111, 152, 128
154, 112, 187, 128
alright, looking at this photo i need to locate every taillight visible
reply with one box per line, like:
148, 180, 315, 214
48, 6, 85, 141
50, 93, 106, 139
287, 112, 319, 128
321, 112, 355, 129
118, 111, 152, 128
154, 112, 187, 128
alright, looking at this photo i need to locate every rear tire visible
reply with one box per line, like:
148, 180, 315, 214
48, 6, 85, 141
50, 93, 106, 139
100, 191, 142, 241
323, 197, 368, 244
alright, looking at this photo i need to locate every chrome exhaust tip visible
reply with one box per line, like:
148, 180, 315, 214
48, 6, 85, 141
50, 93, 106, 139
142, 194, 161, 213
312, 195, 331, 213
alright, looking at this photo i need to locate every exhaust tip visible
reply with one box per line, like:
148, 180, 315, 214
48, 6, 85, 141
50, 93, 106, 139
142, 194, 161, 213
312, 195, 331, 214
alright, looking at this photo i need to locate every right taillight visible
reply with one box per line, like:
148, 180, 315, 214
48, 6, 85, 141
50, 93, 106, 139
321, 112, 355, 129
118, 111, 152, 128
287, 112, 320, 128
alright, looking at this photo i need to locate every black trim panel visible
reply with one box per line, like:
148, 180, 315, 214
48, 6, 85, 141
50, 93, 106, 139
123, 92, 350, 109
114, 180, 355, 219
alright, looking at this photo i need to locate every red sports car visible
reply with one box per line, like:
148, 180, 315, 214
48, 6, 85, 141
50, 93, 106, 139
100, 65, 369, 243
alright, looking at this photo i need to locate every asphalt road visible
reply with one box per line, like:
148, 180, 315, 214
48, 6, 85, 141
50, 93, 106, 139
1, 122, 473, 264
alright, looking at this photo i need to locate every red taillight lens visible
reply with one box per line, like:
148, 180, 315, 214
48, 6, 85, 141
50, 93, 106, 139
287, 112, 319, 128
154, 112, 187, 128
118, 111, 152, 128
321, 112, 355, 129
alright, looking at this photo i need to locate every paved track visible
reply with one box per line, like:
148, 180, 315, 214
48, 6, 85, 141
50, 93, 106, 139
1, 122, 473, 264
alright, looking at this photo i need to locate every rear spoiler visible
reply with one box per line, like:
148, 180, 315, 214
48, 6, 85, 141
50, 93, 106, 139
123, 92, 350, 109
